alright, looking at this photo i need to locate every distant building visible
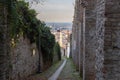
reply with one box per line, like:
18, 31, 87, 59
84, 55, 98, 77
48, 23, 72, 57
51, 27, 71, 57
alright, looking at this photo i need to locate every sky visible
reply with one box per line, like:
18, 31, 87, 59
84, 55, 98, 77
31, 0, 75, 23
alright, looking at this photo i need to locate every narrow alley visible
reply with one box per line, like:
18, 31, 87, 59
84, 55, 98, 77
27, 58, 81, 80
1, 0, 120, 80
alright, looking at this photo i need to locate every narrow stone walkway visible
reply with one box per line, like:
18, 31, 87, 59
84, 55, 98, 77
26, 60, 64, 80
57, 59, 81, 80
48, 59, 67, 80
27, 58, 81, 80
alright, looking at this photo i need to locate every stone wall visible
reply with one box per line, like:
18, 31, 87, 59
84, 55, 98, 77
10, 36, 39, 80
104, 0, 120, 79
72, 0, 81, 70
72, 0, 120, 80
84, 0, 96, 79
0, 3, 10, 80
95, 0, 105, 79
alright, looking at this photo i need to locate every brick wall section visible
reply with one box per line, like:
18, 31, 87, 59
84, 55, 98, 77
71, 0, 76, 66
95, 0, 105, 79
84, 0, 96, 80
104, 0, 120, 79
72, 0, 120, 79
72, 0, 81, 70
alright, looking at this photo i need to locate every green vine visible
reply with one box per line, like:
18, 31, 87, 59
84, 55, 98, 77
9, 0, 57, 64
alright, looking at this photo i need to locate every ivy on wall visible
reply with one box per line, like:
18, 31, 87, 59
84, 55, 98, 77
0, 0, 61, 72
9, 0, 56, 65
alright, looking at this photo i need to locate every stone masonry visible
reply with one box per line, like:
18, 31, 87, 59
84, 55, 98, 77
0, 3, 10, 80
85, 0, 97, 80
104, 0, 120, 79
10, 36, 39, 80
95, 0, 105, 79
72, 0, 120, 80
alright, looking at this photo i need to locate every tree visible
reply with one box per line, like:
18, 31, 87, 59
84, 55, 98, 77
25, 0, 47, 5
40, 26, 55, 65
